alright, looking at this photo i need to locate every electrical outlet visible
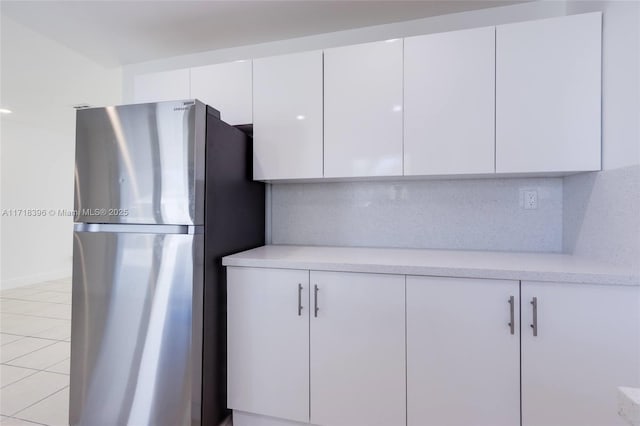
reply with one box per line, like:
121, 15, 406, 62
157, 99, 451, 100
524, 190, 538, 210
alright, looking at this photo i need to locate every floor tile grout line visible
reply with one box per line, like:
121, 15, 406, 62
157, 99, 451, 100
4, 356, 71, 376
1, 281, 71, 424
1, 280, 71, 289
3, 286, 71, 291
1, 287, 70, 291
0, 312, 71, 319
0, 295, 70, 301
0, 293, 71, 298
0, 332, 70, 343
0, 332, 70, 342
0, 364, 70, 381
0, 289, 71, 297
0, 298, 71, 308
1, 340, 61, 364
0, 290, 71, 297
2, 415, 48, 426
0, 313, 72, 321
0, 366, 40, 389
0, 296, 71, 305
0, 288, 71, 295
8, 385, 70, 421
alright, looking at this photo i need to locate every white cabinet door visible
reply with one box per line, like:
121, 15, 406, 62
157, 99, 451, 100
324, 40, 403, 178
227, 267, 310, 423
309, 271, 405, 426
496, 12, 601, 173
521, 281, 640, 426
191, 61, 252, 125
133, 69, 190, 103
406, 276, 520, 426
253, 51, 323, 180
404, 27, 495, 176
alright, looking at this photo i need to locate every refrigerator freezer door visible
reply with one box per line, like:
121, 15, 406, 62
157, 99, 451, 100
69, 230, 203, 426
74, 100, 206, 225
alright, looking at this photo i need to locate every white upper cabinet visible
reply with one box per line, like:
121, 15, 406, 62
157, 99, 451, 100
253, 51, 323, 180
133, 69, 190, 103
404, 27, 496, 176
132, 13, 602, 181
324, 40, 403, 178
190, 61, 252, 125
496, 12, 602, 173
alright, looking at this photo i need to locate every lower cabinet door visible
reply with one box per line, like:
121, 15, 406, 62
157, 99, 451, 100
227, 267, 310, 423
406, 276, 520, 426
309, 271, 406, 426
521, 281, 640, 426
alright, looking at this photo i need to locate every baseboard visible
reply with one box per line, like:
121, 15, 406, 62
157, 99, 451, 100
1, 268, 72, 290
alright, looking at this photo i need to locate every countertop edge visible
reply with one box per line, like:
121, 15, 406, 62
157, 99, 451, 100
222, 257, 640, 286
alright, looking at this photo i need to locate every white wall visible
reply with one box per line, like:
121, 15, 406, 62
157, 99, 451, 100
562, 1, 640, 270
0, 15, 122, 289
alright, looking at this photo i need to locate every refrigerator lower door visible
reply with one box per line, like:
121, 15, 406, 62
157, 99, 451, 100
70, 228, 203, 426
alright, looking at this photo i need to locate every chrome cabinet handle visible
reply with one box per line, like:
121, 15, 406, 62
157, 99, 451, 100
297, 284, 303, 316
314, 284, 319, 318
530, 297, 538, 337
508, 296, 515, 335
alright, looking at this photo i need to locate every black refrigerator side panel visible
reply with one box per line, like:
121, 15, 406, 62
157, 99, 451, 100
202, 111, 265, 425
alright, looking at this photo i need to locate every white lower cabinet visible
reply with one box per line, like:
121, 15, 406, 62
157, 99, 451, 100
521, 281, 640, 426
227, 267, 310, 423
228, 266, 639, 426
309, 271, 406, 426
407, 276, 520, 426
228, 268, 405, 426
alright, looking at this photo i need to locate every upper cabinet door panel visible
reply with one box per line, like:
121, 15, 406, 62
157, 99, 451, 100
191, 61, 252, 125
496, 12, 602, 173
133, 69, 190, 104
404, 27, 495, 176
253, 51, 323, 180
324, 40, 403, 178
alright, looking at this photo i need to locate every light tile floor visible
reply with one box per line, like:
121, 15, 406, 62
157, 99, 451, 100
0, 279, 71, 426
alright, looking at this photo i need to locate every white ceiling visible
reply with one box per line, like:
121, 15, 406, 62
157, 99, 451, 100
1, 0, 525, 67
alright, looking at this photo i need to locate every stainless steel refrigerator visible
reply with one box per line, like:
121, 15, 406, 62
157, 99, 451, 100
70, 100, 264, 426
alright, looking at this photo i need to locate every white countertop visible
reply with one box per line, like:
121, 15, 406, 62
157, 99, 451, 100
222, 245, 640, 286
619, 387, 640, 426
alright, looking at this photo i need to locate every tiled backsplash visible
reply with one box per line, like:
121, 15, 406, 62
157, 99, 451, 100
271, 177, 563, 253
564, 165, 640, 270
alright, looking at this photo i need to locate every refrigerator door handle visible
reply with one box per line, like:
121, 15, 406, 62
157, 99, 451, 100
74, 223, 203, 234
